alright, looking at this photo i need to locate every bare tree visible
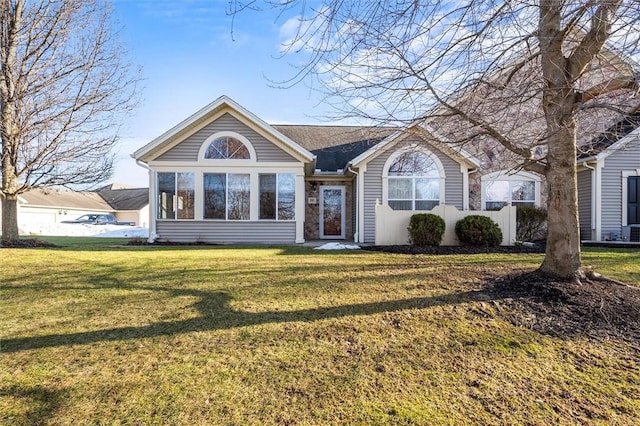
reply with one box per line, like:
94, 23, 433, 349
0, 0, 139, 241
232, 0, 640, 282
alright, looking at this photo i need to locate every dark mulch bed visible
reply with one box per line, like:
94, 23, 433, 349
486, 271, 640, 344
361, 244, 545, 255
0, 239, 58, 248
364, 244, 640, 344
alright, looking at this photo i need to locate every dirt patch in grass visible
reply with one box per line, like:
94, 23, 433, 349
487, 271, 640, 344
0, 239, 58, 248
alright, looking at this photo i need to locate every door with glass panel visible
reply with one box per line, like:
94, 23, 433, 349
319, 186, 345, 239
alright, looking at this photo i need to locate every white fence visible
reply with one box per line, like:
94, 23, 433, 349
374, 202, 517, 246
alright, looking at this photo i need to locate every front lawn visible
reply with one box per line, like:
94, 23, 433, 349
1, 245, 639, 425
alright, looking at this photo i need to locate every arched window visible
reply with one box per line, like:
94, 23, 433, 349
204, 136, 250, 159
386, 150, 442, 210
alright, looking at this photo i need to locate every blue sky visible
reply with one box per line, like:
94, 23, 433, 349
110, 0, 328, 187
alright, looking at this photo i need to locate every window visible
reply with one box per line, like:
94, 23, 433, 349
259, 173, 296, 220
204, 173, 250, 220
482, 171, 540, 210
204, 136, 250, 159
387, 151, 441, 210
157, 172, 194, 219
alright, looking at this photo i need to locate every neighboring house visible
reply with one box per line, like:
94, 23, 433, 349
578, 110, 640, 242
12, 184, 149, 231
96, 185, 151, 228
133, 96, 518, 245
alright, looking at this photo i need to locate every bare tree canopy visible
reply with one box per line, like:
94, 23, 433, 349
1, 0, 139, 240
232, 0, 640, 281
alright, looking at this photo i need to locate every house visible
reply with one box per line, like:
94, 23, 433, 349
96, 184, 151, 228
14, 184, 149, 232
133, 96, 518, 245
577, 109, 640, 242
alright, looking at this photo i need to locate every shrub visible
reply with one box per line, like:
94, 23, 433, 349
455, 215, 503, 246
408, 213, 446, 246
516, 205, 547, 242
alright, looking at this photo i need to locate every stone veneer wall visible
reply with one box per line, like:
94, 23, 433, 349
304, 180, 354, 240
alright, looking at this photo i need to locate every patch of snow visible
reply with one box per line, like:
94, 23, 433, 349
314, 242, 361, 250
19, 222, 148, 238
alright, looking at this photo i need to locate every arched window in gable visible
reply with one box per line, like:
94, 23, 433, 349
204, 136, 250, 159
385, 150, 444, 211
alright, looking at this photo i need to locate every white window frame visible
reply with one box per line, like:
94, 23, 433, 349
481, 170, 541, 210
198, 131, 257, 164
258, 173, 296, 221
156, 171, 195, 220
203, 172, 251, 221
382, 146, 446, 210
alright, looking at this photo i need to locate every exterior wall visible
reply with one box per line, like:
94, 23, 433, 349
156, 221, 296, 243
375, 203, 517, 246
601, 140, 640, 238
577, 168, 593, 240
361, 137, 465, 244
115, 206, 150, 228
18, 206, 113, 226
304, 179, 354, 240
147, 112, 307, 244
156, 113, 298, 163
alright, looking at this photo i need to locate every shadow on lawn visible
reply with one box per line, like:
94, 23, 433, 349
1, 284, 491, 353
0, 384, 69, 425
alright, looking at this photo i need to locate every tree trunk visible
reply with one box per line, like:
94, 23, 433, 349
540, 125, 583, 281
1, 194, 19, 241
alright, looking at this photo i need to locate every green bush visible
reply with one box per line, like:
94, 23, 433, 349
408, 213, 446, 246
455, 215, 503, 247
516, 205, 547, 242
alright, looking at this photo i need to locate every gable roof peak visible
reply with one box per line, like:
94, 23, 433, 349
132, 95, 315, 163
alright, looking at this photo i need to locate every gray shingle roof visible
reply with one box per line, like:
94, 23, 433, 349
20, 189, 114, 211
97, 186, 150, 211
578, 108, 640, 160
272, 125, 396, 171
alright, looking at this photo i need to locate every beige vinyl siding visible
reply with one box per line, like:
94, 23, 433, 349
156, 113, 298, 163
601, 140, 640, 234
361, 137, 465, 243
156, 221, 296, 243
577, 169, 593, 240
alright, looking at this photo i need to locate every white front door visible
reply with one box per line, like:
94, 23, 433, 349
319, 186, 345, 239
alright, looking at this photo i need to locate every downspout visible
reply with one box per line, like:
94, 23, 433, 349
135, 158, 156, 243
582, 161, 599, 241
347, 166, 359, 243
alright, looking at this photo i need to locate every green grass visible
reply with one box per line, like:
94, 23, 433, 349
1, 244, 639, 425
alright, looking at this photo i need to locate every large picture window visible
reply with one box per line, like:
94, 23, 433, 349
157, 172, 195, 219
387, 151, 441, 211
482, 171, 540, 210
204, 173, 250, 220
259, 173, 295, 220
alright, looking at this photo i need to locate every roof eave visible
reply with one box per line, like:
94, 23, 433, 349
133, 95, 316, 163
